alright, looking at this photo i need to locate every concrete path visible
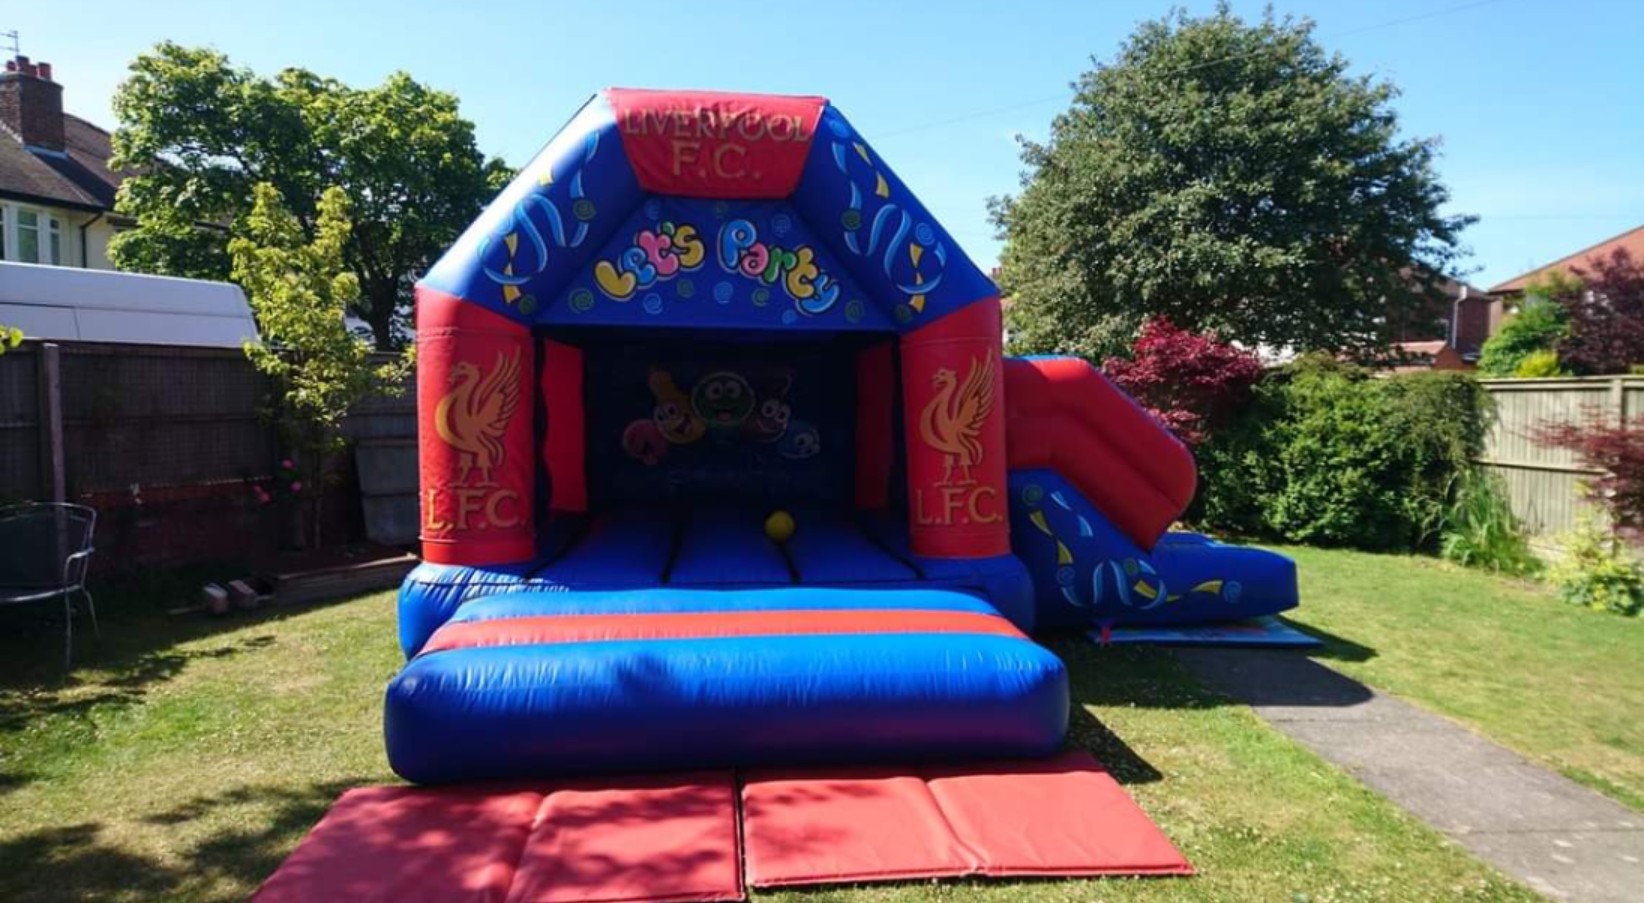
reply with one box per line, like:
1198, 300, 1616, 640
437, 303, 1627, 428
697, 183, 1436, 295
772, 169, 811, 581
1174, 648, 1644, 903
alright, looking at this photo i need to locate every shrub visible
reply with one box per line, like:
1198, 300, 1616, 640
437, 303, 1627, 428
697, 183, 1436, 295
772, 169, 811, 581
1194, 356, 1489, 551
1549, 515, 1644, 616
1440, 468, 1540, 575
1562, 249, 1644, 375
1534, 412, 1644, 533
1102, 317, 1265, 446
1477, 295, 1569, 377
1514, 349, 1565, 378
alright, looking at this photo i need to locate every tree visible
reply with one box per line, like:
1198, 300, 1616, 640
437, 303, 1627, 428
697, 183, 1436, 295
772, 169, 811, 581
0, 324, 20, 356
991, 4, 1473, 356
1561, 249, 1644, 375
1101, 317, 1264, 446
230, 183, 410, 547
110, 43, 511, 348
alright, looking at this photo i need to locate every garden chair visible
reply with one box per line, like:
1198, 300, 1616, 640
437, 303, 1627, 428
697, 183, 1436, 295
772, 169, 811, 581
0, 502, 99, 669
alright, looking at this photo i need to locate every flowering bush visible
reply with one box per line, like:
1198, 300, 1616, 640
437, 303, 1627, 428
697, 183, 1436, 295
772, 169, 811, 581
250, 458, 306, 507
1102, 317, 1265, 446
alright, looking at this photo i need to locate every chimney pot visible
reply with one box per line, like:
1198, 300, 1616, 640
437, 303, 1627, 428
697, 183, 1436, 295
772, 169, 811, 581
0, 54, 66, 151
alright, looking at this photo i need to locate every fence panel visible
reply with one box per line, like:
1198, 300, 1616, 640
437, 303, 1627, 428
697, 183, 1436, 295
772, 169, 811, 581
0, 345, 41, 500
57, 343, 274, 494
1478, 376, 1644, 537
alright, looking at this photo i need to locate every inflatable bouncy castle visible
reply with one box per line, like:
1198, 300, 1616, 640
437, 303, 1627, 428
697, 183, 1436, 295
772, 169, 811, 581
389, 90, 1298, 784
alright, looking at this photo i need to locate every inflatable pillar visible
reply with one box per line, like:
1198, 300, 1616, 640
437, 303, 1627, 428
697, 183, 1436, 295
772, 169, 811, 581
540, 339, 588, 514
854, 342, 896, 510
899, 298, 1009, 558
416, 289, 535, 565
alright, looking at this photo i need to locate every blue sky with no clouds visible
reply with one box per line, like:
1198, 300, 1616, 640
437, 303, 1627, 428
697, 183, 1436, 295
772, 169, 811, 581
8, 0, 1643, 288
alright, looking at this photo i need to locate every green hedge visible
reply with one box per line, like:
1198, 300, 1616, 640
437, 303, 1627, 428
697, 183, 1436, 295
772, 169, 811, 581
1194, 355, 1490, 551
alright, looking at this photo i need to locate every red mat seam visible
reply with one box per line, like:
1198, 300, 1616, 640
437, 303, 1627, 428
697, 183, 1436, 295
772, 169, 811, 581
916, 772, 988, 876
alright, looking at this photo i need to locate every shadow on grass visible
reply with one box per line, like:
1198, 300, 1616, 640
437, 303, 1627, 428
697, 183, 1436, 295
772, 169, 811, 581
0, 779, 364, 903
0, 562, 285, 684
0, 633, 279, 733
1282, 617, 1378, 663
1047, 633, 1236, 786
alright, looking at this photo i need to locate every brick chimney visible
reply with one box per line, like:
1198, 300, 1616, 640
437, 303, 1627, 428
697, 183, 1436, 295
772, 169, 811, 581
0, 55, 66, 152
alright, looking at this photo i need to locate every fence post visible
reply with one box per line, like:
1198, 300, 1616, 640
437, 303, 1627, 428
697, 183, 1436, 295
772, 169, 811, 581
36, 343, 65, 503
1613, 376, 1627, 426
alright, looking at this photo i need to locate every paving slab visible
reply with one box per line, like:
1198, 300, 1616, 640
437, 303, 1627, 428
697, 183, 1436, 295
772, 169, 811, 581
1174, 647, 1644, 903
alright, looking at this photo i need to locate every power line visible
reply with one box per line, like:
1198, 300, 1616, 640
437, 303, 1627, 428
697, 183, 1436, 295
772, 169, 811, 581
875, 0, 1514, 140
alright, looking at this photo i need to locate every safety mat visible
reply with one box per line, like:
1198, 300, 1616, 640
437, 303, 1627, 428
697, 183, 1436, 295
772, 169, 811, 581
253, 754, 1190, 901
741, 751, 1192, 886
249, 773, 743, 903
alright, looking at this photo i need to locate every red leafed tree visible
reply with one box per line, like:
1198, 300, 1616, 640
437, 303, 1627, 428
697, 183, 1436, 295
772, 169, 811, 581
1561, 249, 1644, 375
1102, 317, 1265, 446
1535, 411, 1644, 532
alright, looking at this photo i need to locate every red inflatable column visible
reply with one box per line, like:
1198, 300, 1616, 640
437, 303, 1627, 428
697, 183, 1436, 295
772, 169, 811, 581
899, 297, 1009, 558
541, 339, 588, 514
854, 341, 895, 510
417, 288, 535, 566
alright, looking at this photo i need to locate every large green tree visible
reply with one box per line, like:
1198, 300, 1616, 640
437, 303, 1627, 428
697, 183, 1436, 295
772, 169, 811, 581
992, 5, 1473, 357
110, 43, 511, 348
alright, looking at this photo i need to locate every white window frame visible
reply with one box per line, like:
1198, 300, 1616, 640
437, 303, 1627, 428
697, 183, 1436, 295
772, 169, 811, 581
1, 202, 71, 266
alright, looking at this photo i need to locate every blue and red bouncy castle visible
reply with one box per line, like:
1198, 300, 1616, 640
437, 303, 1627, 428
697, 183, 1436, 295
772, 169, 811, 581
390, 90, 1298, 784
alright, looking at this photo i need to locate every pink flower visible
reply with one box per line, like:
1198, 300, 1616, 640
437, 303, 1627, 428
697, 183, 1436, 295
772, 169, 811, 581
281, 458, 295, 470
290, 481, 304, 493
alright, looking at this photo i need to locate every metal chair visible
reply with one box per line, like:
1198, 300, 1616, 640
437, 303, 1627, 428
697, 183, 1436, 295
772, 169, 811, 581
0, 502, 99, 669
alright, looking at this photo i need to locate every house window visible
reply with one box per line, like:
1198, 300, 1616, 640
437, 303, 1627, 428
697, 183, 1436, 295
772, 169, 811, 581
2, 204, 66, 265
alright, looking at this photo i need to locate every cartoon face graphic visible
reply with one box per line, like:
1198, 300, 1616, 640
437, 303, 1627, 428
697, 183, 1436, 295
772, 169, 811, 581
648, 368, 705, 445
778, 419, 821, 460
748, 397, 792, 443
744, 372, 793, 444
691, 371, 755, 431
622, 419, 668, 466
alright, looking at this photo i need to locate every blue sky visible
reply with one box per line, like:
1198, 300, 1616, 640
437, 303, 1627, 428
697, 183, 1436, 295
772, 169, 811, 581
9, 0, 1643, 288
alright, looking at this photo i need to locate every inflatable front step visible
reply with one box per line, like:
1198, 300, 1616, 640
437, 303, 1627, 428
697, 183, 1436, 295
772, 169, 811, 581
385, 587, 1069, 784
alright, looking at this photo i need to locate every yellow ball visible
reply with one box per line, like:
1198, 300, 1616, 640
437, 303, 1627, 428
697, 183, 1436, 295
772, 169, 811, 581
764, 510, 796, 543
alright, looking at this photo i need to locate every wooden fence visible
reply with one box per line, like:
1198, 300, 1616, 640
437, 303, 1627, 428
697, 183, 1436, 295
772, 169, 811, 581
1477, 376, 1644, 537
0, 341, 416, 569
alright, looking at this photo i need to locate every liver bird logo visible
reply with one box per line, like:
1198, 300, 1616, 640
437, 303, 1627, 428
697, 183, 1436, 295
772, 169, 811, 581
435, 350, 522, 487
918, 353, 995, 486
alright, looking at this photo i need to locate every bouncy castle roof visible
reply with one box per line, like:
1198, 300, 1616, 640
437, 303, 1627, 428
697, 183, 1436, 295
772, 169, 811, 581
419, 89, 997, 334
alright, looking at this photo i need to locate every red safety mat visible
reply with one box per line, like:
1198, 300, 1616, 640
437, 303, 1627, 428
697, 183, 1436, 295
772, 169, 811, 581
506, 773, 743, 903
741, 751, 1192, 886
250, 774, 743, 903
248, 784, 543, 903
254, 753, 1190, 900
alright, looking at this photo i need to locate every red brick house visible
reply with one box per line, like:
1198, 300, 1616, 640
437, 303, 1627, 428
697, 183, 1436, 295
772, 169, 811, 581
1387, 272, 1501, 371
1490, 224, 1644, 297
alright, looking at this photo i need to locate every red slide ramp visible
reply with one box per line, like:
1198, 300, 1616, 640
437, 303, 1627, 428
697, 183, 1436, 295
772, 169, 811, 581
1002, 356, 1196, 550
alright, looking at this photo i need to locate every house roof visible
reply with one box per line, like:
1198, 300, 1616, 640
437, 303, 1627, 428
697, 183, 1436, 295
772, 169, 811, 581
0, 113, 135, 213
1490, 224, 1644, 294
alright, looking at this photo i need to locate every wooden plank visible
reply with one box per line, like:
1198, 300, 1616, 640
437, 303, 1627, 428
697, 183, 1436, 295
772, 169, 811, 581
37, 343, 65, 502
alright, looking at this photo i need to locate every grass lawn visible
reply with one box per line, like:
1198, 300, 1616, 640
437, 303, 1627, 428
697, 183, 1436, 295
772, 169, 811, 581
1280, 545, 1644, 814
0, 571, 1539, 903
